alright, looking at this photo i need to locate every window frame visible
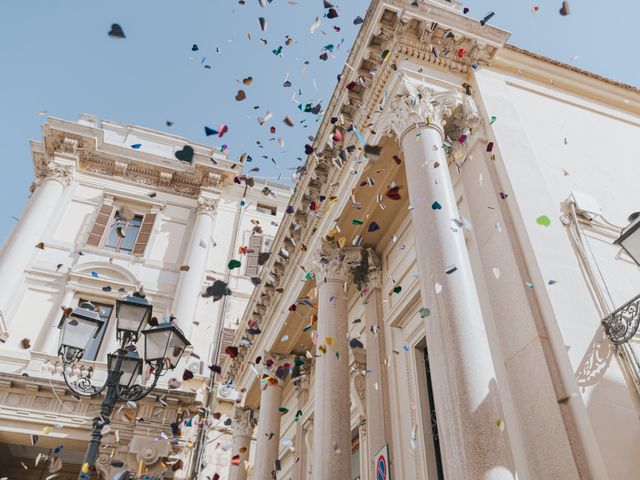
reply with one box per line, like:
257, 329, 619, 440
102, 210, 144, 254
256, 203, 277, 216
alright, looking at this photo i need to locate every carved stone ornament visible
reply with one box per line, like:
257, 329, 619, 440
196, 196, 218, 216
233, 407, 256, 437
312, 242, 363, 284
377, 74, 464, 141
44, 161, 74, 187
353, 248, 382, 292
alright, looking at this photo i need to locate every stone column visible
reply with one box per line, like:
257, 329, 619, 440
361, 253, 393, 471
171, 192, 217, 333
381, 76, 513, 478
292, 373, 311, 480
0, 161, 73, 322
310, 243, 361, 480
253, 382, 284, 480
229, 407, 255, 480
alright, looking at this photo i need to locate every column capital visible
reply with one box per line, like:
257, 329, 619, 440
311, 242, 363, 284
354, 248, 382, 293
233, 407, 256, 437
259, 352, 296, 384
378, 73, 464, 142
196, 195, 218, 217
43, 161, 74, 188
294, 371, 311, 395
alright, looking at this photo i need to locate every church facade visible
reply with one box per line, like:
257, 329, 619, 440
218, 1, 640, 479
0, 114, 291, 478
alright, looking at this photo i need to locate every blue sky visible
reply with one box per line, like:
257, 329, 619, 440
0, 0, 636, 243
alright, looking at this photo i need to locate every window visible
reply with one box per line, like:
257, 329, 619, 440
103, 211, 143, 253
244, 235, 273, 277
79, 300, 114, 361
86, 203, 156, 256
256, 203, 277, 216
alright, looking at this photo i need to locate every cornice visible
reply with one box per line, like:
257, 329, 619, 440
495, 45, 640, 115
31, 117, 236, 199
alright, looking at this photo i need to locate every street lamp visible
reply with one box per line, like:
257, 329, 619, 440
614, 212, 640, 267
57, 293, 190, 479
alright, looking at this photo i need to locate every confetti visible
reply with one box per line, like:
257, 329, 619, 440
536, 215, 551, 227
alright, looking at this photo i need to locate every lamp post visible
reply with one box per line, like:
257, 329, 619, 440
57, 292, 190, 479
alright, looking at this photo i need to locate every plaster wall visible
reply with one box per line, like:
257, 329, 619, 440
475, 67, 640, 479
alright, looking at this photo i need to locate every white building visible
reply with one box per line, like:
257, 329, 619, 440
0, 114, 291, 479
218, 1, 640, 480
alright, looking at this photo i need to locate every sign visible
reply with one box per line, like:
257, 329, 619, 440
374, 444, 390, 480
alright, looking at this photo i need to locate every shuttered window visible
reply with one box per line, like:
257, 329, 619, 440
85, 204, 155, 257
132, 213, 156, 256
86, 204, 114, 247
245, 235, 263, 277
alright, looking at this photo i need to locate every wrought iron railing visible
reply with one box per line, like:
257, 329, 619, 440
602, 293, 640, 346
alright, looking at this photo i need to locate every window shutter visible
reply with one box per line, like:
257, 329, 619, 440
132, 213, 156, 256
86, 204, 114, 247
245, 235, 263, 277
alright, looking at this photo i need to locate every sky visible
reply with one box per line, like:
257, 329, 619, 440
0, 0, 637, 244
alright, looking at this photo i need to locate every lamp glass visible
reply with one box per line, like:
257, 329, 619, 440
141, 324, 190, 369
120, 354, 143, 388
616, 214, 640, 267
108, 353, 143, 388
116, 296, 152, 340
620, 229, 640, 266
58, 305, 104, 358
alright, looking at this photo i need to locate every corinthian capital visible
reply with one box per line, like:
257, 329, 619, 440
233, 407, 256, 437
196, 196, 218, 217
378, 74, 464, 141
44, 161, 74, 187
311, 242, 363, 284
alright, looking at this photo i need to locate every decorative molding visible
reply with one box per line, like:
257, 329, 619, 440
377, 73, 464, 141
43, 161, 74, 187
196, 196, 218, 217
159, 171, 173, 187
233, 407, 256, 437
204, 172, 223, 189
311, 243, 363, 284
113, 160, 128, 177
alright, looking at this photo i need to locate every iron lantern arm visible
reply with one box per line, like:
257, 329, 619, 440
114, 360, 165, 403
60, 361, 114, 399
60, 348, 128, 399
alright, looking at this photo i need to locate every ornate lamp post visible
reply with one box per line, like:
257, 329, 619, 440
57, 292, 190, 479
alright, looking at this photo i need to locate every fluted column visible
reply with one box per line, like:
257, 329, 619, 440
292, 373, 311, 480
381, 75, 513, 478
310, 243, 361, 480
361, 253, 392, 474
254, 354, 292, 480
0, 161, 73, 322
229, 407, 255, 480
171, 192, 217, 333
